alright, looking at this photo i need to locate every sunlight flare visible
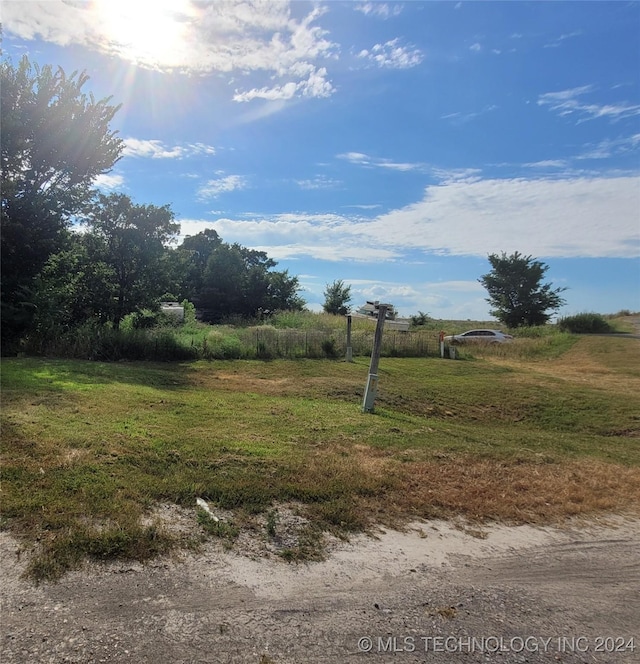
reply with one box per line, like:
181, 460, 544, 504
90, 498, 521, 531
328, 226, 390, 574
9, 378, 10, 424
91, 0, 196, 69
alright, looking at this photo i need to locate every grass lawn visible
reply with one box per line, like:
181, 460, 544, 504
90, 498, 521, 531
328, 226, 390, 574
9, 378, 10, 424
2, 334, 639, 580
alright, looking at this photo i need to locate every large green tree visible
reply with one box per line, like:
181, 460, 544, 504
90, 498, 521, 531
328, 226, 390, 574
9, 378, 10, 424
30, 233, 117, 339
1, 56, 122, 344
194, 239, 304, 321
84, 193, 180, 327
171, 229, 224, 300
479, 252, 567, 327
322, 280, 352, 315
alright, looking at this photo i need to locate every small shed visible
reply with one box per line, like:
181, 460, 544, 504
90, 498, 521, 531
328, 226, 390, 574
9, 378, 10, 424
160, 302, 185, 322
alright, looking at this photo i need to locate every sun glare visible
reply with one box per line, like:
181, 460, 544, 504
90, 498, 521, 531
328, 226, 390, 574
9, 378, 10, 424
92, 0, 195, 69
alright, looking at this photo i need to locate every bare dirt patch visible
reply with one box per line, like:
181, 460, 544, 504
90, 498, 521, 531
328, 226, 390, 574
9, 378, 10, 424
2, 515, 639, 664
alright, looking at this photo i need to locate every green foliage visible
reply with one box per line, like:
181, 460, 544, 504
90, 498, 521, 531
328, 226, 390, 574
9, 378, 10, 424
270, 310, 334, 330
266, 509, 279, 538
84, 193, 179, 327
172, 229, 223, 299
23, 322, 196, 361
196, 509, 239, 545
558, 313, 614, 334
181, 233, 305, 323
479, 251, 567, 327
1, 55, 122, 346
410, 311, 431, 327
323, 279, 352, 315
181, 299, 197, 326
126, 309, 182, 330
26, 524, 175, 582
321, 338, 338, 358
203, 331, 244, 359
31, 233, 117, 332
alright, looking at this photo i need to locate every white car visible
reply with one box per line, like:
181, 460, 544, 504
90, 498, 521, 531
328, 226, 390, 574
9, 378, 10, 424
444, 329, 513, 344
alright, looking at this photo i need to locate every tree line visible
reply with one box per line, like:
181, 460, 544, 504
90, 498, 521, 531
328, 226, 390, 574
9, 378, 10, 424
2, 55, 567, 355
1, 56, 304, 352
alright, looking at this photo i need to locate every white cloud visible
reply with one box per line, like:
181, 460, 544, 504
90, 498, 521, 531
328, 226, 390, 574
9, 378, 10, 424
197, 175, 247, 199
430, 280, 485, 293
350, 279, 420, 300
122, 138, 216, 159
357, 38, 423, 69
295, 176, 341, 190
524, 160, 568, 169
354, 3, 403, 19
2, 0, 338, 102
337, 152, 370, 165
337, 151, 425, 171
441, 105, 498, 125
183, 174, 640, 261
178, 212, 399, 262
366, 175, 640, 259
256, 243, 399, 262
430, 168, 482, 183
544, 30, 582, 49
93, 173, 125, 190
233, 67, 334, 102
470, 43, 482, 53
577, 134, 640, 160
377, 160, 423, 172
538, 86, 640, 122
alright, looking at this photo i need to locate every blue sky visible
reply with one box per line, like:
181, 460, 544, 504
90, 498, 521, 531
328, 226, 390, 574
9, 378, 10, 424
3, 0, 639, 319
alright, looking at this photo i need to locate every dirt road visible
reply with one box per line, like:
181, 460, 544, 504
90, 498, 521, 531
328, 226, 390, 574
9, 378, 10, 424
2, 515, 639, 663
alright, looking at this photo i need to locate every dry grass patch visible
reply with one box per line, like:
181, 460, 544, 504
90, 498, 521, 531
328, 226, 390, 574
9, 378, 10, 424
390, 457, 640, 524
495, 336, 640, 397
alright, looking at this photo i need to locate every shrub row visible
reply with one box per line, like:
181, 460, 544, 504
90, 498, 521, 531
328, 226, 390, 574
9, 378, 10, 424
23, 322, 438, 362
557, 313, 614, 334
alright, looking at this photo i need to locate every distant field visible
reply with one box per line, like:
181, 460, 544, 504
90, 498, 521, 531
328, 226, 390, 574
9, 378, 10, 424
1, 330, 639, 580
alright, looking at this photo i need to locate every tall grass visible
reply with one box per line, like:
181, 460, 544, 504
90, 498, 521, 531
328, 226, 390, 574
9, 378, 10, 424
25, 317, 440, 361
23, 309, 585, 363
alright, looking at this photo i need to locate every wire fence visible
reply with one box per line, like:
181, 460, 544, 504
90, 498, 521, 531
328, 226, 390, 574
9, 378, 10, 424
29, 323, 440, 361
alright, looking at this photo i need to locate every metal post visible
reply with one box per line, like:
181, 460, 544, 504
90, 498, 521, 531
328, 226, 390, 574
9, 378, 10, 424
362, 304, 387, 413
346, 314, 353, 362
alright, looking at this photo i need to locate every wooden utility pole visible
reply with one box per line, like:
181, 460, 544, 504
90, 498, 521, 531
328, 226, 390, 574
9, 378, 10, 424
345, 314, 353, 362
362, 304, 387, 413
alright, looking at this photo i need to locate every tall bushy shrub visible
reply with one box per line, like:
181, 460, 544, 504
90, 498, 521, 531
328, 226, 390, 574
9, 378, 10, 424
557, 313, 613, 334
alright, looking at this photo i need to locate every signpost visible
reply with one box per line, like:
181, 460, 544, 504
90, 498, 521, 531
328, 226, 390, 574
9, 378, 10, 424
362, 304, 387, 413
346, 314, 353, 363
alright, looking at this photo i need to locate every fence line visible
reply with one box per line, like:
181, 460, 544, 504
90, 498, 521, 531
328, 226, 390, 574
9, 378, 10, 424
30, 325, 438, 361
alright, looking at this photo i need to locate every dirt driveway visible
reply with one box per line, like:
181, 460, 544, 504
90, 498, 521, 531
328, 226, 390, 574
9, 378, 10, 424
2, 515, 639, 663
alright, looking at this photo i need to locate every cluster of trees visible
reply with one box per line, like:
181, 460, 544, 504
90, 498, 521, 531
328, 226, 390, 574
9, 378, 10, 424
2, 55, 567, 355
1, 56, 123, 346
171, 229, 304, 322
1, 56, 304, 351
